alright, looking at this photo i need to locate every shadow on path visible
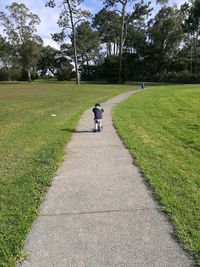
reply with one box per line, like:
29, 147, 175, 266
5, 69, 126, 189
60, 128, 93, 134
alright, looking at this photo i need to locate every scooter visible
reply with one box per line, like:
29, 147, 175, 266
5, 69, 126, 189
94, 119, 103, 132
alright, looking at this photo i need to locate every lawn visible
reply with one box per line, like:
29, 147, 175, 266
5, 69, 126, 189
0, 81, 130, 266
113, 84, 200, 265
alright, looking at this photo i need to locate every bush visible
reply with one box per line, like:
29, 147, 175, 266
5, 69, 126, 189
153, 71, 200, 84
57, 64, 73, 81
80, 65, 98, 81
101, 56, 119, 83
0, 67, 22, 81
0, 68, 8, 81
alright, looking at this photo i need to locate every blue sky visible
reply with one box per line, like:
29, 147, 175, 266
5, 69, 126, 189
0, 0, 187, 48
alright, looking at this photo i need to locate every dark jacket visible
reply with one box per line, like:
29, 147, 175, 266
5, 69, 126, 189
92, 106, 104, 119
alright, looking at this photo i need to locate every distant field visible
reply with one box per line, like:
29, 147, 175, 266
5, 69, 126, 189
0, 81, 130, 266
113, 85, 200, 264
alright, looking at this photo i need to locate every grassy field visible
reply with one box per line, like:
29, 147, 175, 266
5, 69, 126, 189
113, 84, 200, 264
0, 81, 130, 266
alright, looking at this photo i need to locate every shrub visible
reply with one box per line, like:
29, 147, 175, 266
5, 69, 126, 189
153, 71, 200, 84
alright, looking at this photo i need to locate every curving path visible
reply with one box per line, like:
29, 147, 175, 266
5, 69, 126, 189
20, 91, 192, 267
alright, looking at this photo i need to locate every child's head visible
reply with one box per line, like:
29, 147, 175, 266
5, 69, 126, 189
95, 103, 100, 107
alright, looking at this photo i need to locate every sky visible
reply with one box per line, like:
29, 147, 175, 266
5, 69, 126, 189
0, 0, 187, 49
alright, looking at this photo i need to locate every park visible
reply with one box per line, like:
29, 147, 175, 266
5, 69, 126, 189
1, 81, 199, 266
0, 0, 200, 266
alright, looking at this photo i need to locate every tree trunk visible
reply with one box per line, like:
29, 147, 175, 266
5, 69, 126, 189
27, 68, 31, 83
66, 1, 80, 85
73, 34, 80, 84
106, 43, 109, 56
190, 42, 193, 74
118, 1, 127, 83
108, 41, 112, 55
86, 54, 91, 80
49, 67, 56, 76
194, 31, 198, 74
5, 63, 11, 81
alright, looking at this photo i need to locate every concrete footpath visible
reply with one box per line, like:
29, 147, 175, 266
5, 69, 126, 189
20, 91, 193, 266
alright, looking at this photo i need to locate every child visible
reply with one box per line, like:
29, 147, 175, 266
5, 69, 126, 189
92, 103, 104, 132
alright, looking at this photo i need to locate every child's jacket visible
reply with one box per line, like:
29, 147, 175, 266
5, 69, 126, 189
92, 106, 104, 119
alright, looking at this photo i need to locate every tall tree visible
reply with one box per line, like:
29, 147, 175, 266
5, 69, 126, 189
185, 0, 200, 33
147, 5, 183, 75
93, 9, 120, 56
0, 35, 13, 80
46, 0, 90, 85
0, 2, 42, 82
103, 0, 130, 83
37, 45, 59, 76
125, 0, 151, 54
37, 45, 73, 80
75, 22, 100, 80
182, 0, 200, 74
103, 0, 151, 83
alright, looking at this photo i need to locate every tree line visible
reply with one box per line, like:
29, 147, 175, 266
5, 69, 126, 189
0, 0, 199, 83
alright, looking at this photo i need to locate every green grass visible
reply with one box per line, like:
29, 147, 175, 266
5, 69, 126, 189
0, 81, 130, 266
113, 84, 200, 265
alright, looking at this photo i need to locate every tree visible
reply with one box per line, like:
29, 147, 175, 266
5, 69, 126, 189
184, 0, 200, 33
124, 1, 151, 69
93, 9, 120, 56
0, 35, 13, 80
37, 45, 59, 77
75, 22, 100, 80
20, 38, 43, 81
37, 45, 73, 80
147, 5, 183, 75
0, 2, 42, 82
103, 0, 130, 83
103, 0, 151, 83
45, 0, 90, 84
182, 0, 200, 74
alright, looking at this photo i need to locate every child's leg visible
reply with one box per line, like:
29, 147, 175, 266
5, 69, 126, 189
98, 119, 103, 129
97, 120, 102, 132
94, 120, 98, 131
